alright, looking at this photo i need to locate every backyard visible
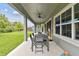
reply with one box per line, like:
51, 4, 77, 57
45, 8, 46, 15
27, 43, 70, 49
0, 31, 24, 56
0, 3, 33, 56
0, 31, 33, 56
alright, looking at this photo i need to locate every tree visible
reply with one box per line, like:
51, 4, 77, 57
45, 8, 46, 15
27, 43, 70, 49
15, 22, 23, 31
0, 14, 23, 33
0, 14, 11, 32
0, 14, 10, 28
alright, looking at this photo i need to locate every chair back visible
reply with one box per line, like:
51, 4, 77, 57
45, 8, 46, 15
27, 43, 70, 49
32, 33, 34, 36
43, 34, 48, 42
30, 34, 33, 42
35, 34, 43, 42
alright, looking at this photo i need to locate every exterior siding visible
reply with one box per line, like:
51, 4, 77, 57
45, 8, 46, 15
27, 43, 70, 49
53, 3, 79, 55
53, 36, 79, 55
35, 3, 79, 55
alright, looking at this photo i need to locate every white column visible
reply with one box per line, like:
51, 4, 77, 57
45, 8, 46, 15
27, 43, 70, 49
53, 17, 56, 35
72, 6, 75, 40
60, 15, 62, 35
24, 17, 27, 41
51, 18, 53, 39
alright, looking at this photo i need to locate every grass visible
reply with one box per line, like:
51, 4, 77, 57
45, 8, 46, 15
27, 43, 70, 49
0, 31, 24, 56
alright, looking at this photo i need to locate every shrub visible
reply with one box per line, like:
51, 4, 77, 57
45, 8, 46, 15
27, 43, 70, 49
0, 28, 6, 33
6, 28, 12, 32
5, 26, 14, 32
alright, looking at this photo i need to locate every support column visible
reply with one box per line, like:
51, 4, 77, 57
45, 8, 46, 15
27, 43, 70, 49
60, 14, 62, 35
51, 18, 53, 40
24, 17, 27, 41
72, 6, 75, 40
35, 24, 37, 33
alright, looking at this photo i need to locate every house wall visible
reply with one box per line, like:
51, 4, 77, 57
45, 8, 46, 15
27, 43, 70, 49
53, 35, 79, 55
36, 17, 53, 40
53, 3, 79, 55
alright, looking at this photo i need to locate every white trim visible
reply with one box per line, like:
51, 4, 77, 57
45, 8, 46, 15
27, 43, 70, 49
72, 6, 75, 40
51, 18, 53, 39
53, 17, 55, 34
61, 22, 72, 25
24, 17, 27, 41
60, 14, 62, 35
56, 24, 60, 26
74, 20, 79, 23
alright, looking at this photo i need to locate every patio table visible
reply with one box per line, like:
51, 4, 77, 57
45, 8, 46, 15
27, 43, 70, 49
33, 33, 49, 52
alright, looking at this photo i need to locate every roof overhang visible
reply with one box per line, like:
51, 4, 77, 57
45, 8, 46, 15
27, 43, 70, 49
9, 3, 69, 24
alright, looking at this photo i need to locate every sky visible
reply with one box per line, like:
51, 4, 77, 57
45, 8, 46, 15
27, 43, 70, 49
0, 3, 34, 27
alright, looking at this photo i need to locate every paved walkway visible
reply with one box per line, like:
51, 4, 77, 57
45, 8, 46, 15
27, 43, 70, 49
7, 38, 64, 56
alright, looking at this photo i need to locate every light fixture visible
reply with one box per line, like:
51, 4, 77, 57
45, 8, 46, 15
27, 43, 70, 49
38, 13, 42, 18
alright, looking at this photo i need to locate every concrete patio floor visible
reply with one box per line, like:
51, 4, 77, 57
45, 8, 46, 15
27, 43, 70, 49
7, 38, 64, 56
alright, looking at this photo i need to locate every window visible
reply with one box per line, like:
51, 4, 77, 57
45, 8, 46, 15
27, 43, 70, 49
55, 15, 60, 34
61, 8, 72, 38
74, 4, 79, 40
61, 8, 71, 23
75, 23, 79, 39
56, 26, 60, 34
74, 4, 79, 19
55, 3, 79, 40
62, 24, 71, 37
55, 16, 60, 24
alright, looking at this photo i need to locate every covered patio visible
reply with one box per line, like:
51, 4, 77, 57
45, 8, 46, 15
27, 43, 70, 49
7, 3, 79, 56
7, 38, 63, 56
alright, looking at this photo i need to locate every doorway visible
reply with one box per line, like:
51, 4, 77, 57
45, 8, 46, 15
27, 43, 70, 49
47, 20, 52, 41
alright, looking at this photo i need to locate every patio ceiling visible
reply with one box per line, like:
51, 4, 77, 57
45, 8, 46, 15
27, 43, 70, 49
10, 3, 68, 24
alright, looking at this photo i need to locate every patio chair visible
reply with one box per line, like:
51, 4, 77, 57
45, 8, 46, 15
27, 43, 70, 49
30, 34, 35, 52
43, 34, 49, 51
32, 33, 34, 36
35, 34, 44, 53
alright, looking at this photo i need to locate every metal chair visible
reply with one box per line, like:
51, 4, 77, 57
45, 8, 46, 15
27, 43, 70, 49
32, 33, 34, 36
30, 34, 35, 52
43, 34, 49, 51
35, 34, 44, 53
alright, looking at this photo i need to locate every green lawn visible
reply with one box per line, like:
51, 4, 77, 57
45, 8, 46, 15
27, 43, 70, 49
0, 31, 24, 56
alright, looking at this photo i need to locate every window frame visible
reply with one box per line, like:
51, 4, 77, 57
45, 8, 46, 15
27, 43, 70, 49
55, 8, 72, 38
61, 8, 72, 23
74, 3, 79, 40
54, 3, 79, 40
55, 15, 60, 34
61, 8, 72, 37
